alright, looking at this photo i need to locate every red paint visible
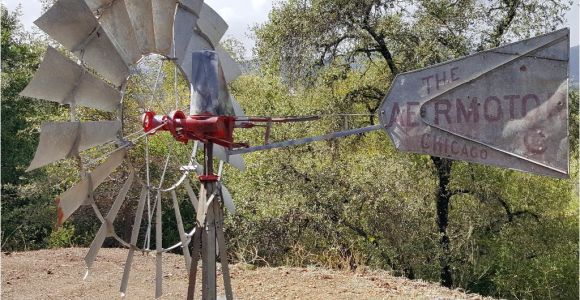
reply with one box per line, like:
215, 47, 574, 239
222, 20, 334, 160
421, 133, 488, 160
421, 67, 461, 95
55, 197, 64, 228
385, 93, 544, 127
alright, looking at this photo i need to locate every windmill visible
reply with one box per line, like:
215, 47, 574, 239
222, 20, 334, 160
21, 0, 570, 299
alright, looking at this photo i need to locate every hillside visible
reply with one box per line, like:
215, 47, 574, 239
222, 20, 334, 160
1, 248, 493, 299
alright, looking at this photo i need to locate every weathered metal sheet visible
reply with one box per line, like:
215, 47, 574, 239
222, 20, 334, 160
189, 51, 234, 116
85, 169, 135, 270
217, 45, 242, 83
96, 0, 142, 65
178, 33, 213, 84
220, 185, 236, 214
152, 0, 177, 56
21, 47, 121, 112
197, 3, 227, 46
54, 148, 126, 227
173, 4, 199, 61
125, 0, 156, 54
27, 121, 121, 172
378, 29, 569, 178
35, 0, 129, 87
179, 0, 203, 15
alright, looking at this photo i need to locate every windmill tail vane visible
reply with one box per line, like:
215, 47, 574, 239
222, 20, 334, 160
18, 0, 569, 298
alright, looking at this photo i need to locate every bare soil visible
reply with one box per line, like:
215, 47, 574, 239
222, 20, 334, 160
2, 248, 493, 299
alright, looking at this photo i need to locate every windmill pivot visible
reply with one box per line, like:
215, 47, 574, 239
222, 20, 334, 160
141, 110, 248, 149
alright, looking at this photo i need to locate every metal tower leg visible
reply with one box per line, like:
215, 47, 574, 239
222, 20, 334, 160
186, 142, 234, 300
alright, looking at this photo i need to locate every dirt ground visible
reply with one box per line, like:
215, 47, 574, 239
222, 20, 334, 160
2, 248, 493, 299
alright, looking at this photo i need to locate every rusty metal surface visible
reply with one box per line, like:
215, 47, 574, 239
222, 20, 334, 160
21, 47, 121, 112
379, 29, 569, 178
27, 121, 121, 172
35, 0, 129, 87
55, 148, 126, 227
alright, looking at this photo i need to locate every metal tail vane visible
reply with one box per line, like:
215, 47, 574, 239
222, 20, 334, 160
21, 0, 570, 297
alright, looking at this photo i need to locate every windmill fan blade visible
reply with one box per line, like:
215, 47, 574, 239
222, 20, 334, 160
173, 2, 200, 63
124, 0, 156, 54
55, 148, 126, 227
20, 47, 121, 112
212, 144, 246, 171
90, 0, 142, 65
85, 169, 135, 270
197, 3, 228, 46
220, 184, 236, 214
27, 121, 121, 172
230, 95, 245, 117
216, 46, 242, 83
152, 0, 178, 56
178, 33, 213, 85
35, 0, 129, 87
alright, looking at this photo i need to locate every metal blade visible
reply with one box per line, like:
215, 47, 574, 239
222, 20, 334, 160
155, 192, 163, 298
197, 3, 227, 46
125, 0, 156, 54
152, 0, 177, 56
171, 190, 192, 270
27, 121, 121, 172
21, 47, 121, 112
230, 95, 245, 116
85, 169, 135, 270
179, 0, 203, 15
216, 46, 241, 83
55, 148, 126, 227
178, 33, 213, 85
35, 0, 129, 87
120, 186, 148, 296
219, 185, 235, 214
173, 4, 199, 64
212, 144, 245, 171
95, 0, 142, 65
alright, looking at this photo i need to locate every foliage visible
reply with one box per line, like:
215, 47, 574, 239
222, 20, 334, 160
1, 2, 577, 300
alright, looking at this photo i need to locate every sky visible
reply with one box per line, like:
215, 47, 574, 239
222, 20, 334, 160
3, 0, 579, 50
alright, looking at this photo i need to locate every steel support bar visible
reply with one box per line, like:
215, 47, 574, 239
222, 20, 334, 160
227, 125, 382, 155
187, 142, 234, 300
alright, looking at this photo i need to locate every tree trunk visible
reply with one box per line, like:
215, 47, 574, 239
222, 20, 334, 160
431, 156, 453, 288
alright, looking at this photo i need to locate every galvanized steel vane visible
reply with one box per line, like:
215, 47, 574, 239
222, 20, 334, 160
23, 0, 243, 298
22, 0, 571, 298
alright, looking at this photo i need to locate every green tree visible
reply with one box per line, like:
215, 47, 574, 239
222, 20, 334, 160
242, 0, 576, 298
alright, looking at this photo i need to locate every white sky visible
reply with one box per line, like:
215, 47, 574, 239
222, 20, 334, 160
2, 0, 579, 49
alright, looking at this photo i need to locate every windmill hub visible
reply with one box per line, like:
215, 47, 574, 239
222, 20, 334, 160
142, 110, 248, 149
